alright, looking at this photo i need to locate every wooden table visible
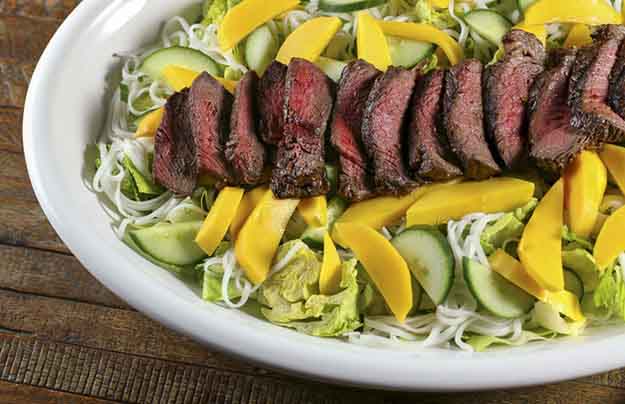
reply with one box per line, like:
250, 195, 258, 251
2, 2, 625, 403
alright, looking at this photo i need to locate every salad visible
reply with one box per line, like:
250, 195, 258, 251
89, 0, 625, 353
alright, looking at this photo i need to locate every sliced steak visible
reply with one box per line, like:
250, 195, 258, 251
408, 69, 462, 181
271, 58, 332, 198
528, 49, 589, 175
361, 66, 418, 196
188, 72, 233, 185
153, 89, 197, 196
484, 29, 546, 168
568, 24, 625, 143
225, 71, 266, 186
443, 59, 501, 179
257, 61, 288, 145
330, 60, 380, 202
609, 30, 625, 121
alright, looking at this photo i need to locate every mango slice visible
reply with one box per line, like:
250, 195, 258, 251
218, 0, 299, 50
134, 107, 164, 138
235, 190, 300, 285
357, 12, 392, 72
406, 178, 535, 226
297, 196, 327, 227
195, 187, 245, 256
600, 144, 625, 195
319, 232, 342, 295
276, 16, 342, 64
518, 180, 565, 292
333, 181, 458, 246
162, 65, 237, 93
524, 0, 622, 25
564, 151, 607, 238
594, 205, 625, 270
544, 291, 585, 322
229, 186, 268, 240
334, 222, 412, 322
564, 24, 593, 48
515, 23, 547, 46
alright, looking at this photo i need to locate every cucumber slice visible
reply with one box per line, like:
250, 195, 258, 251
463, 258, 535, 318
564, 269, 584, 301
410, 276, 423, 315
129, 221, 207, 266
316, 57, 348, 83
387, 36, 436, 69
301, 196, 347, 249
245, 25, 278, 75
318, 0, 386, 13
464, 10, 513, 46
391, 227, 454, 305
517, 0, 535, 13
139, 46, 219, 82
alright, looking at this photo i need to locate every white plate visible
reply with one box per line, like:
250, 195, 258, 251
23, 0, 625, 391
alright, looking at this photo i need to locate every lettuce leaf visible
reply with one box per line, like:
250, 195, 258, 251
122, 156, 164, 196
413, 0, 457, 29
530, 301, 586, 335
201, 0, 241, 26
467, 331, 551, 352
480, 213, 525, 256
562, 226, 594, 252
594, 266, 625, 321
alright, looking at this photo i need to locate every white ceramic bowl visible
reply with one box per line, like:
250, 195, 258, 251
23, 0, 625, 391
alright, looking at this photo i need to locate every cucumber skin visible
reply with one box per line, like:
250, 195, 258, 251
129, 222, 206, 266
245, 25, 278, 75
387, 36, 436, 69
463, 10, 512, 46
564, 269, 584, 301
318, 0, 386, 12
139, 46, 219, 81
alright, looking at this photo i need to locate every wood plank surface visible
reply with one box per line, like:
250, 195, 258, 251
0, 0, 80, 20
0, 108, 22, 152
0, 380, 115, 404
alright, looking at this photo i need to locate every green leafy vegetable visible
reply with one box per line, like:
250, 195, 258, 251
467, 330, 551, 352
201, 0, 242, 26
562, 226, 594, 252
199, 241, 236, 302
530, 301, 586, 335
413, 0, 457, 29
594, 266, 625, 321
358, 266, 388, 316
481, 213, 525, 256
122, 156, 164, 196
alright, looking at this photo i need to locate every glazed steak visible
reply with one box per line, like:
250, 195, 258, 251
484, 29, 546, 168
408, 69, 462, 181
225, 71, 266, 186
153, 89, 197, 196
443, 59, 500, 179
188, 72, 233, 185
568, 24, 625, 143
330, 60, 380, 202
361, 66, 418, 196
271, 58, 332, 199
257, 61, 288, 145
528, 49, 588, 175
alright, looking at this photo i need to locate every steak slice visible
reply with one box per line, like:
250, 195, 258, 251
484, 29, 546, 168
528, 49, 589, 175
330, 60, 380, 202
225, 71, 266, 186
609, 30, 625, 121
153, 89, 197, 196
568, 24, 625, 143
443, 59, 501, 179
270, 58, 332, 198
408, 69, 462, 181
257, 61, 287, 145
361, 66, 418, 196
188, 72, 233, 185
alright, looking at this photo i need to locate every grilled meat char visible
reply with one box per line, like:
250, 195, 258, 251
361, 66, 418, 196
225, 71, 266, 186
568, 24, 625, 143
271, 58, 333, 199
330, 60, 380, 202
188, 72, 234, 185
443, 59, 501, 179
408, 69, 462, 181
257, 61, 288, 146
609, 28, 625, 121
484, 29, 546, 169
153, 89, 197, 196
528, 49, 588, 175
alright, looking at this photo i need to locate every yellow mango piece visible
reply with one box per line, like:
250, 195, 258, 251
518, 180, 564, 292
515, 23, 547, 46
162, 65, 237, 93
195, 187, 245, 256
276, 16, 342, 64
357, 12, 392, 72
564, 151, 607, 238
229, 186, 268, 240
319, 232, 342, 295
595, 205, 625, 270
134, 107, 164, 138
406, 178, 535, 227
218, 0, 299, 50
377, 20, 464, 66
564, 24, 592, 48
544, 290, 585, 322
235, 190, 300, 285
333, 181, 458, 246
600, 144, 625, 196
334, 222, 412, 322
524, 0, 622, 25
489, 249, 548, 301
297, 196, 327, 227
429, 0, 449, 8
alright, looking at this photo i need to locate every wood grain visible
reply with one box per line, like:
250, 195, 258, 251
0, 16, 60, 61
0, 60, 34, 108
0, 108, 22, 152
0, 380, 115, 404
0, 0, 80, 20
